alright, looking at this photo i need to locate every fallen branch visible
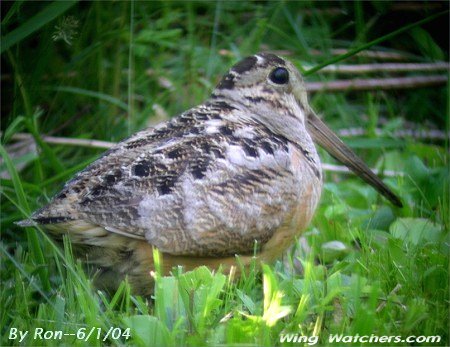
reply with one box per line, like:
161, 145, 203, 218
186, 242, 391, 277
376, 284, 405, 312
391, 2, 445, 12
11, 127, 447, 155
306, 75, 447, 92
11, 133, 115, 149
337, 127, 449, 141
322, 163, 403, 177
7, 133, 404, 177
310, 48, 410, 61
318, 62, 449, 74
221, 48, 411, 61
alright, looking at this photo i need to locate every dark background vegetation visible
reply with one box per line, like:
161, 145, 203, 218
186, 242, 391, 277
1, 1, 449, 346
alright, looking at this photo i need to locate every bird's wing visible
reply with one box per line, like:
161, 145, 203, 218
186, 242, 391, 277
28, 102, 305, 256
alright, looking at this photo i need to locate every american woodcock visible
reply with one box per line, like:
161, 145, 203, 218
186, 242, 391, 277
19, 53, 402, 295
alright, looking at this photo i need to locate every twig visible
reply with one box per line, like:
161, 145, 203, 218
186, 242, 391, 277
318, 62, 449, 74
376, 284, 404, 313
11, 133, 115, 149
8, 133, 405, 177
310, 48, 410, 61
337, 127, 449, 141
221, 48, 411, 61
391, 2, 445, 12
306, 75, 448, 92
321, 163, 403, 177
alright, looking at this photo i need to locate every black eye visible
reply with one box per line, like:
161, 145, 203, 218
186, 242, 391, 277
269, 67, 289, 84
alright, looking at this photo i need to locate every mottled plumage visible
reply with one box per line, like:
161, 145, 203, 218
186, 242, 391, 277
19, 53, 401, 295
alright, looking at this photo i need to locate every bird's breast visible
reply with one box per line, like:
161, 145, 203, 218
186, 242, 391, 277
260, 142, 322, 261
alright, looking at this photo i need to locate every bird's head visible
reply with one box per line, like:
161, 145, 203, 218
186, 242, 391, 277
212, 52, 402, 207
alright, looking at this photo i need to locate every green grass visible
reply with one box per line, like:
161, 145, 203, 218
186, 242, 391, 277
1, 1, 449, 346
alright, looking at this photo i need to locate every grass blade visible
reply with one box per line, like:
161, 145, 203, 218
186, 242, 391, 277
25, 113, 65, 173
0, 144, 50, 292
1, 0, 77, 54
304, 10, 449, 76
51, 86, 129, 111
0, 243, 53, 307
1, 1, 24, 27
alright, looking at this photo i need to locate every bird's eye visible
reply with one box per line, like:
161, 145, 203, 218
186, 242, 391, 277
269, 67, 289, 84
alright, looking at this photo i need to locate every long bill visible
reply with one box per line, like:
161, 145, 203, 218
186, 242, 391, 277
307, 111, 403, 207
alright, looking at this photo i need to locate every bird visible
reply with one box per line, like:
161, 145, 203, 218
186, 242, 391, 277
18, 52, 402, 295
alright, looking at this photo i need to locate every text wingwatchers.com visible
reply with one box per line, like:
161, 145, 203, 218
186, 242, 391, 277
279, 333, 441, 345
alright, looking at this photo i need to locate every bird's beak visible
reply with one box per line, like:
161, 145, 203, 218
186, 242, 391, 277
307, 111, 403, 207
